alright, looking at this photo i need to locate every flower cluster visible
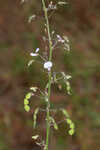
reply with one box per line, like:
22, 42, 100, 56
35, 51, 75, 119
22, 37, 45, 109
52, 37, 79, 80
30, 47, 53, 72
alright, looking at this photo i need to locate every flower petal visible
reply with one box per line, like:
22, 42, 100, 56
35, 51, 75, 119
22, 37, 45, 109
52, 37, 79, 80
30, 53, 38, 56
35, 48, 39, 53
44, 61, 53, 70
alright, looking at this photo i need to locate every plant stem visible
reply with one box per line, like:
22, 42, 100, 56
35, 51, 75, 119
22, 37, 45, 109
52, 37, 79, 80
41, 0, 53, 150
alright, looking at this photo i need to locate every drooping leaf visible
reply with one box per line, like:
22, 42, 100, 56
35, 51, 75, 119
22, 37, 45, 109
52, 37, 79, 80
33, 108, 39, 128
24, 105, 30, 112
28, 60, 35, 67
70, 123, 75, 129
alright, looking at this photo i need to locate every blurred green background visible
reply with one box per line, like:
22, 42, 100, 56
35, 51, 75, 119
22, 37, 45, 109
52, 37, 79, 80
0, 0, 100, 150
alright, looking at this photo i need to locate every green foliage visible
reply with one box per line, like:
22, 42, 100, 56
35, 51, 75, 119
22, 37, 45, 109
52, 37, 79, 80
62, 109, 70, 118
49, 116, 58, 130
24, 99, 29, 105
68, 129, 74, 135
23, 0, 75, 150
33, 108, 39, 128
62, 109, 75, 135
24, 105, 30, 112
65, 81, 71, 95
24, 92, 32, 112
26, 92, 32, 99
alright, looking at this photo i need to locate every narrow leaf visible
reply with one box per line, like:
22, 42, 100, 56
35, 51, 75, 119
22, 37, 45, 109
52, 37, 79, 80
50, 117, 58, 130
28, 60, 35, 67
62, 109, 70, 118
33, 108, 39, 128
66, 118, 72, 124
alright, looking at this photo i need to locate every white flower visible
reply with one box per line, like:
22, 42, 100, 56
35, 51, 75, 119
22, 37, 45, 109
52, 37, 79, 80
30, 53, 38, 56
30, 48, 39, 57
57, 34, 65, 43
35, 48, 39, 53
44, 61, 53, 71
48, 1, 57, 10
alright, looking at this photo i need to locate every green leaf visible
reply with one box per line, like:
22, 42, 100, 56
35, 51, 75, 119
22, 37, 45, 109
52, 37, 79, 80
54, 122, 58, 130
70, 123, 75, 129
33, 108, 39, 128
24, 105, 30, 112
66, 81, 71, 95
62, 109, 70, 118
68, 129, 74, 135
28, 60, 35, 67
25, 92, 32, 99
44, 94, 48, 102
49, 117, 58, 130
66, 118, 72, 124
45, 83, 49, 89
24, 99, 29, 105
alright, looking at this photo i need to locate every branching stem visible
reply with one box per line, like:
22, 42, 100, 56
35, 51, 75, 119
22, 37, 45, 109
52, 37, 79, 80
41, 0, 53, 150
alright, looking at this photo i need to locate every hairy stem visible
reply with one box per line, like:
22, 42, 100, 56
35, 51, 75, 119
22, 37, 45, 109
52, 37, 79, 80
41, 0, 53, 150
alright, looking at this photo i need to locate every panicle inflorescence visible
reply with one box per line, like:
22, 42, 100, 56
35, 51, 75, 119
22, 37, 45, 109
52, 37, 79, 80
22, 0, 75, 150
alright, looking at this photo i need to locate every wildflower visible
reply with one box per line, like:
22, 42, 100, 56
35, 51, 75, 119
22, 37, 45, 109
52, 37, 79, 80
35, 48, 39, 53
30, 48, 40, 57
57, 34, 65, 43
30, 53, 38, 56
44, 61, 53, 71
48, 1, 57, 11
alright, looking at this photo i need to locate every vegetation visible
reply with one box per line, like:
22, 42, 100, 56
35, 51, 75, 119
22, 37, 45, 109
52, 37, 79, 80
24, 1, 75, 150
0, 0, 100, 150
